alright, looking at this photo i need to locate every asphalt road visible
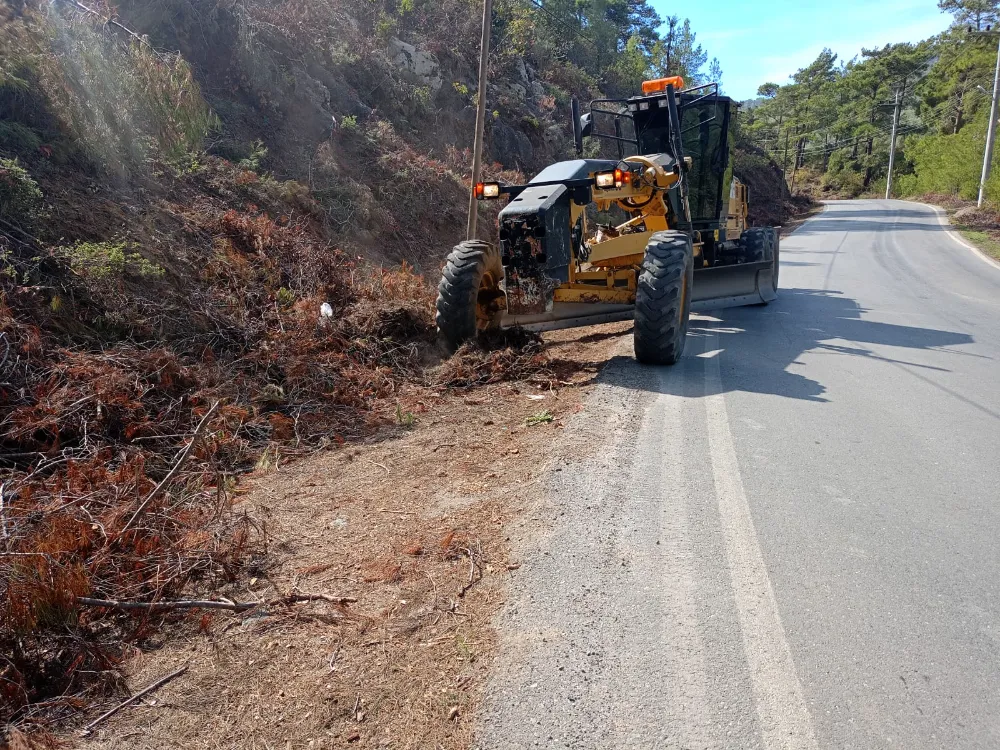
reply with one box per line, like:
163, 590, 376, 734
477, 200, 1000, 749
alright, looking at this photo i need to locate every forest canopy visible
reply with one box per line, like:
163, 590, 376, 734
741, 0, 1000, 202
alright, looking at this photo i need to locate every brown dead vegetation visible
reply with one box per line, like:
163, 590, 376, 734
0, 148, 562, 737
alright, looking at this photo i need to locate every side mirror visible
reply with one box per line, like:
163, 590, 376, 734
571, 98, 592, 156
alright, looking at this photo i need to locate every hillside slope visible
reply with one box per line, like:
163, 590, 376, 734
0, 0, 804, 740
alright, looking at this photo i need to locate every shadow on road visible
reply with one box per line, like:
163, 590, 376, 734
597, 288, 976, 403
789, 219, 947, 237
812, 208, 932, 220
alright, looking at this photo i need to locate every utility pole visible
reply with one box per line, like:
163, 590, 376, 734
466, 0, 493, 240
781, 130, 790, 187
885, 87, 902, 200
978, 30, 1000, 207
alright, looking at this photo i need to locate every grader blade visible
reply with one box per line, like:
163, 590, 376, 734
501, 303, 635, 333
499, 261, 775, 334
689, 260, 776, 312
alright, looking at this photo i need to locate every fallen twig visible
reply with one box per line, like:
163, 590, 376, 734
77, 592, 358, 612
365, 459, 390, 476
119, 401, 220, 536
81, 665, 188, 735
0, 482, 7, 540
458, 543, 482, 598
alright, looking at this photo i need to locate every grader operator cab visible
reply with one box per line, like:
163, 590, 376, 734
435, 77, 779, 365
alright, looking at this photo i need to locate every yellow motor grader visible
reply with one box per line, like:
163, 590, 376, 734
435, 77, 778, 365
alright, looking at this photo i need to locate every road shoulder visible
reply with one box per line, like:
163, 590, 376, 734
912, 199, 1000, 271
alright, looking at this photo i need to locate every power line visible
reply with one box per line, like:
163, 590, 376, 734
516, 0, 594, 44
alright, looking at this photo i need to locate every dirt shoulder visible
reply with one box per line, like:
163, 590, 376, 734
70, 324, 628, 750
779, 202, 825, 237
916, 194, 1000, 263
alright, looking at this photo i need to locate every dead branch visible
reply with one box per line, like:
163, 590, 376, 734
81, 665, 187, 735
119, 401, 220, 536
0, 482, 7, 540
365, 459, 390, 476
0, 215, 45, 250
63, 0, 167, 58
458, 545, 482, 598
77, 592, 357, 612
284, 593, 358, 606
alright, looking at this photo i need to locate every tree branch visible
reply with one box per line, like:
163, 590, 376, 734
118, 401, 220, 537
77, 592, 358, 612
81, 665, 188, 735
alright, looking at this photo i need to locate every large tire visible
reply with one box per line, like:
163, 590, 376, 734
740, 227, 769, 263
633, 230, 694, 366
435, 240, 504, 351
768, 227, 780, 292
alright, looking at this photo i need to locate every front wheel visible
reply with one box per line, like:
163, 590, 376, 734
435, 240, 505, 351
768, 227, 780, 292
633, 230, 694, 366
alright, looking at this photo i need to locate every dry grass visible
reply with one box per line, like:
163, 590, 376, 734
0, 150, 593, 740
70, 321, 630, 750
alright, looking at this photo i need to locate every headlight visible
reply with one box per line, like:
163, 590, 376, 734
596, 169, 628, 189
475, 182, 501, 200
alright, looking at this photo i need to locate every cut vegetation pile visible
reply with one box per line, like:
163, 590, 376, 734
0, 155, 561, 732
434, 329, 552, 389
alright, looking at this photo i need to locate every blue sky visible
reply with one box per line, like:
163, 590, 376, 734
651, 0, 954, 100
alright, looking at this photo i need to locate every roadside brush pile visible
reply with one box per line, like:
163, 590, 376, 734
435, 329, 553, 388
0, 156, 563, 731
0, 0, 566, 735
0, 177, 439, 727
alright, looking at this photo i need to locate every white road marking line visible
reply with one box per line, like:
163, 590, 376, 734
916, 201, 1000, 272
696, 348, 724, 359
702, 328, 818, 750
641, 375, 718, 747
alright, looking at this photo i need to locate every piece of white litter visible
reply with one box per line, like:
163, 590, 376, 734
319, 302, 334, 318
526, 394, 545, 400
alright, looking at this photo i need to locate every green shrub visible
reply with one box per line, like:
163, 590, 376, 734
36, 20, 217, 173
0, 122, 42, 156
57, 239, 165, 280
410, 85, 432, 111
374, 11, 398, 42
238, 139, 268, 172
341, 115, 358, 131
901, 124, 984, 200
0, 158, 43, 223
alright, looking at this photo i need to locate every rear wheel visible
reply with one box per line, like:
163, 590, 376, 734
768, 227, 780, 291
739, 227, 769, 263
436, 240, 505, 351
743, 226, 779, 305
633, 231, 693, 366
